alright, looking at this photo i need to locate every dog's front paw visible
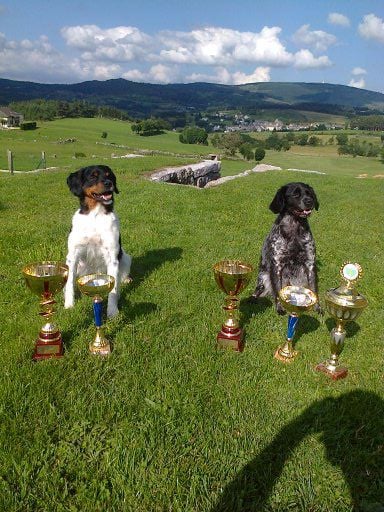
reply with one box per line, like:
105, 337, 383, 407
276, 302, 286, 315
64, 297, 74, 309
107, 306, 119, 318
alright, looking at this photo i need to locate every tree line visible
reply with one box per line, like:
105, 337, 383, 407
9, 99, 131, 121
349, 115, 384, 131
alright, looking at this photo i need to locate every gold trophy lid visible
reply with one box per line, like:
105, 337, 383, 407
325, 262, 368, 308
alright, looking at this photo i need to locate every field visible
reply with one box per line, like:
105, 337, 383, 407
0, 119, 383, 511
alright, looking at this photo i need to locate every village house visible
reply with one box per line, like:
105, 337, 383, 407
0, 107, 24, 128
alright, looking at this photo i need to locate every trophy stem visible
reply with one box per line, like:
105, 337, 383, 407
316, 320, 348, 380
33, 293, 64, 360
90, 296, 111, 356
217, 296, 244, 351
275, 314, 299, 362
223, 296, 240, 329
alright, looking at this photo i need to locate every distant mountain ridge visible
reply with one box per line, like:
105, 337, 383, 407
1, 77, 384, 118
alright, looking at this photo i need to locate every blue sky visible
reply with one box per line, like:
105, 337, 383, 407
0, 0, 383, 91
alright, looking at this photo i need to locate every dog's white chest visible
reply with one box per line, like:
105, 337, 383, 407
68, 206, 121, 271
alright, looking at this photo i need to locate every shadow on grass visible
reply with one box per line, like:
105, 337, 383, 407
240, 299, 321, 342
118, 246, 183, 323
211, 390, 384, 512
326, 317, 361, 338
127, 246, 183, 293
295, 313, 321, 340
239, 297, 271, 331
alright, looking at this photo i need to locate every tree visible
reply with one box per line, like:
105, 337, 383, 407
336, 133, 348, 145
239, 143, 254, 160
308, 135, 320, 146
210, 132, 243, 156
265, 132, 282, 150
297, 134, 309, 146
179, 126, 208, 145
254, 147, 266, 163
131, 118, 170, 136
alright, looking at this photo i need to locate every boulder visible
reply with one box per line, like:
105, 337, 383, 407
150, 159, 221, 188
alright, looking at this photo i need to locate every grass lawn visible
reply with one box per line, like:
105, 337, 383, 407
0, 119, 383, 511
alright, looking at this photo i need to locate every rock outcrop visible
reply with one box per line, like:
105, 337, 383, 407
150, 159, 221, 188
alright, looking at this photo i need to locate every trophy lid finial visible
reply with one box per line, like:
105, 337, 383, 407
340, 262, 362, 287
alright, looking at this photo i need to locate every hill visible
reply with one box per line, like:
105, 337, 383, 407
1, 77, 384, 119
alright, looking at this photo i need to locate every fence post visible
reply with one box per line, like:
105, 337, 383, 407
41, 151, 46, 169
7, 149, 14, 174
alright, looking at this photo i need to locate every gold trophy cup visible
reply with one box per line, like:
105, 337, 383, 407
213, 260, 253, 352
77, 273, 115, 356
316, 262, 368, 380
275, 285, 318, 362
22, 261, 68, 360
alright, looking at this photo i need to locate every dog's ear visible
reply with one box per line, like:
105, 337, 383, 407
111, 172, 119, 194
308, 185, 319, 210
102, 165, 119, 194
67, 169, 84, 197
269, 185, 287, 213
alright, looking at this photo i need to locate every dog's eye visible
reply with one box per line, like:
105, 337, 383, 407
91, 172, 99, 180
293, 189, 301, 197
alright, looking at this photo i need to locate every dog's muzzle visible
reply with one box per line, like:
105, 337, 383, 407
293, 208, 312, 218
91, 191, 113, 205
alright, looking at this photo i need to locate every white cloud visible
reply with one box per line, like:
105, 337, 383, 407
328, 13, 350, 27
160, 26, 293, 66
0, 33, 77, 82
293, 49, 332, 68
0, 23, 334, 84
61, 24, 153, 61
187, 66, 271, 85
349, 77, 366, 88
123, 64, 180, 84
352, 67, 366, 75
232, 66, 271, 84
293, 24, 337, 52
358, 14, 384, 43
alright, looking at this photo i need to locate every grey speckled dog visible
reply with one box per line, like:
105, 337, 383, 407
249, 182, 320, 315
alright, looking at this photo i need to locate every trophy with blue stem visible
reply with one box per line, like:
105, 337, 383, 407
275, 285, 318, 362
77, 273, 115, 356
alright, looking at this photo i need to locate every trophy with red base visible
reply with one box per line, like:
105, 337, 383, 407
213, 260, 253, 352
316, 262, 368, 380
23, 261, 68, 360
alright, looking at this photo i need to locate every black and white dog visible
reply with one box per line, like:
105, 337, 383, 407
249, 182, 320, 314
64, 165, 131, 317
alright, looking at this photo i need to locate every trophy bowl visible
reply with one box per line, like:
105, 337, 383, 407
22, 261, 68, 360
77, 273, 115, 356
275, 285, 317, 362
316, 262, 368, 380
213, 259, 253, 351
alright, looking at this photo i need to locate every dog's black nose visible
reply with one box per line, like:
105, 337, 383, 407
103, 179, 113, 188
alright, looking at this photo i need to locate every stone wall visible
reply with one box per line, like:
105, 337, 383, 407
150, 159, 221, 188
